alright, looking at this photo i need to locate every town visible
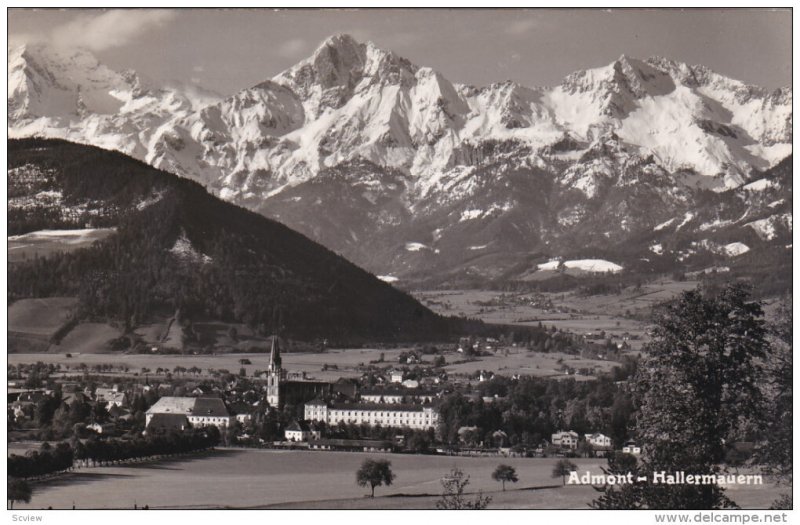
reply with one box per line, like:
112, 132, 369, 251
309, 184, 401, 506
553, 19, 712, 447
9, 336, 643, 462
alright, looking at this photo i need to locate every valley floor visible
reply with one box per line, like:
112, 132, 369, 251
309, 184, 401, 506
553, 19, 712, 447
12, 448, 781, 510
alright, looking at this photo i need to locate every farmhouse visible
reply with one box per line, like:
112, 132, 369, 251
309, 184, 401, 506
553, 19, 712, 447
585, 432, 612, 449
552, 430, 579, 449
304, 400, 439, 430
622, 441, 642, 455
145, 396, 232, 429
284, 420, 321, 442
95, 387, 127, 408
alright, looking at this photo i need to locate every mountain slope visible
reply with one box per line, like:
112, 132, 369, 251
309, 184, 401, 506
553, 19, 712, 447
7, 138, 463, 343
7, 36, 792, 285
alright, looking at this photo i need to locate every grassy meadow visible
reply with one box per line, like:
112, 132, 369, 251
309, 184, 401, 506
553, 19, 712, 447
14, 448, 781, 510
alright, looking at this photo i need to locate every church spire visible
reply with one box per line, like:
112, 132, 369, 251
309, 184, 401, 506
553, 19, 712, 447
266, 335, 282, 407
268, 335, 281, 372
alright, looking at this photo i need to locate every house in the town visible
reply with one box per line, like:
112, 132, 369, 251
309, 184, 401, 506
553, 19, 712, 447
146, 413, 191, 433
622, 440, 641, 455
552, 430, 579, 450
95, 386, 127, 408
284, 420, 321, 442
145, 396, 232, 429
585, 433, 613, 449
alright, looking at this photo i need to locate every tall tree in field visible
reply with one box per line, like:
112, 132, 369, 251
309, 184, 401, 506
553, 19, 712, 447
552, 459, 577, 486
605, 283, 767, 509
491, 464, 518, 491
8, 478, 32, 509
356, 459, 395, 498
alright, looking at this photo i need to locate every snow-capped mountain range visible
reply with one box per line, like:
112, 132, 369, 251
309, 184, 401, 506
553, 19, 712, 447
8, 34, 792, 286
8, 43, 221, 159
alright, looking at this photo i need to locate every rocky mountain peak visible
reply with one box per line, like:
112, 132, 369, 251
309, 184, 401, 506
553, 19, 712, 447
7, 35, 792, 286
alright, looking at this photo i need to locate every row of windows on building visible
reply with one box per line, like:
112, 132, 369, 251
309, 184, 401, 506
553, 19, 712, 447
188, 416, 231, 425
305, 407, 439, 430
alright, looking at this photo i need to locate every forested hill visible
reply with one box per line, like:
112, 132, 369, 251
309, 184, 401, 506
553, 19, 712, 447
7, 138, 464, 343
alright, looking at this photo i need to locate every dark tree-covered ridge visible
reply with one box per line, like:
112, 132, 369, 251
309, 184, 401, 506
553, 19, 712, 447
8, 138, 483, 343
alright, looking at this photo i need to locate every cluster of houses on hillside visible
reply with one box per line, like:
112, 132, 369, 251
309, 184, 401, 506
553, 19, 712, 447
9, 384, 137, 433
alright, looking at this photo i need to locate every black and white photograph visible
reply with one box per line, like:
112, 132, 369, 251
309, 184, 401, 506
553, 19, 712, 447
5, 6, 794, 519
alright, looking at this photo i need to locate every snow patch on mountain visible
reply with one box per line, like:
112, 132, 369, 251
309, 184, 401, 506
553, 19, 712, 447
746, 214, 792, 241
170, 231, 212, 264
8, 228, 115, 244
654, 218, 676, 231
722, 242, 750, 256
136, 191, 165, 210
405, 242, 428, 252
676, 212, 695, 230
460, 209, 483, 222
742, 178, 777, 192
698, 218, 733, 232
537, 259, 623, 273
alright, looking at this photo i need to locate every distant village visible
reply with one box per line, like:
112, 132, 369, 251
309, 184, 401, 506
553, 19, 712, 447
9, 336, 644, 461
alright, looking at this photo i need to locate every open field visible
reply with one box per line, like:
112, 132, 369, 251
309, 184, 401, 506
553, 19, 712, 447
7, 349, 415, 381
8, 228, 116, 263
414, 280, 702, 350
8, 344, 616, 382
444, 349, 618, 380
9, 297, 77, 337
267, 485, 600, 509
9, 297, 80, 353
56, 323, 122, 354
7, 441, 42, 457
8, 297, 122, 354
14, 448, 780, 510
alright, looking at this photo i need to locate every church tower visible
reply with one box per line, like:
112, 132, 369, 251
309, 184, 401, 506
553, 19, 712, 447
266, 335, 283, 407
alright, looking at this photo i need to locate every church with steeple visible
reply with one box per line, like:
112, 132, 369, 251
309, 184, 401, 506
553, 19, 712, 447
263, 335, 331, 409
266, 335, 284, 406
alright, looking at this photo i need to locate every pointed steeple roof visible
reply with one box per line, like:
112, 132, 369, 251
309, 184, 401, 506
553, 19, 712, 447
268, 335, 281, 371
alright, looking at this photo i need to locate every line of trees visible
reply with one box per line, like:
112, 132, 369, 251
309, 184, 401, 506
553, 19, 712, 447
8, 442, 74, 479
8, 428, 220, 479
74, 428, 221, 467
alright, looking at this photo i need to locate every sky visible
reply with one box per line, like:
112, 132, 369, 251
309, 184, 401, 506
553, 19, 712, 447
8, 8, 793, 96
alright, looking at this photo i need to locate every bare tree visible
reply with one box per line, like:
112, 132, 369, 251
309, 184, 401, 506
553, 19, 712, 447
436, 468, 491, 509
